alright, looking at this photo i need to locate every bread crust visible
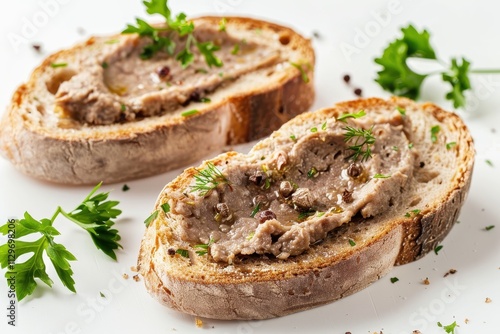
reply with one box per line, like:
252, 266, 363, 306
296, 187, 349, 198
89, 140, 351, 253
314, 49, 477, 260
0, 17, 314, 185
137, 97, 475, 320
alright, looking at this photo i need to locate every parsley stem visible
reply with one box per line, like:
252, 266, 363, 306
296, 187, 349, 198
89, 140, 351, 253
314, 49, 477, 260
59, 209, 101, 231
469, 69, 500, 74
186, 34, 195, 50
50, 207, 63, 224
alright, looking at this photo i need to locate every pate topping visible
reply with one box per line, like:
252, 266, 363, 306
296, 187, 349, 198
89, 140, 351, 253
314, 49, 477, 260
165, 111, 415, 263
53, 23, 282, 125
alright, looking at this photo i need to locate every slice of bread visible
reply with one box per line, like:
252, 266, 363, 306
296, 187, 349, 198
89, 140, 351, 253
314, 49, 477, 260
137, 97, 474, 320
0, 17, 314, 185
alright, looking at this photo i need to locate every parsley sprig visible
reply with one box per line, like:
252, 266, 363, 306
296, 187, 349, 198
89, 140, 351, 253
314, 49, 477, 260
0, 183, 122, 301
123, 0, 223, 69
343, 126, 375, 162
375, 24, 500, 108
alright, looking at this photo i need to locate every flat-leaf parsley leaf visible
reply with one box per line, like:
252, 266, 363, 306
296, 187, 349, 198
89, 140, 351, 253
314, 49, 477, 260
0, 183, 122, 301
375, 24, 500, 108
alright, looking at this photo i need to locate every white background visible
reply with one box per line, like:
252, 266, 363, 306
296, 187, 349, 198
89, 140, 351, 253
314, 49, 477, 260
1, 0, 500, 333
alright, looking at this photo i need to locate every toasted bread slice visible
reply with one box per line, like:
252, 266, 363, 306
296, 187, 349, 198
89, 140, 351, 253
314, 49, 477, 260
0, 17, 314, 185
137, 97, 474, 319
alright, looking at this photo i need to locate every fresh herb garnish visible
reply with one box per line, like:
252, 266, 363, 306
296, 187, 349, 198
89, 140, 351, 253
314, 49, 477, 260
100, 292, 106, 298
375, 24, 500, 108
122, 0, 222, 69
246, 231, 255, 241
390, 277, 399, 283
194, 238, 214, 256
176, 249, 189, 258
392, 146, 399, 151
307, 167, 318, 178
231, 43, 240, 55
290, 62, 310, 83
321, 121, 327, 130
191, 162, 230, 196
50, 62, 68, 68
120, 104, 126, 112
122, 184, 130, 191
144, 210, 158, 227
105, 39, 120, 44
161, 203, 170, 213
290, 134, 297, 141
196, 41, 223, 68
408, 143, 414, 149
218, 18, 227, 32
373, 173, 391, 179
486, 159, 494, 167
200, 97, 211, 103
434, 245, 443, 255
397, 106, 406, 116
0, 183, 122, 301
250, 203, 261, 218
343, 126, 375, 162
437, 321, 457, 334
405, 209, 421, 217
348, 239, 356, 247
298, 211, 315, 221
181, 109, 199, 117
337, 110, 366, 122
446, 142, 457, 150
431, 125, 440, 143
310, 127, 318, 133
485, 225, 495, 231
101, 62, 109, 69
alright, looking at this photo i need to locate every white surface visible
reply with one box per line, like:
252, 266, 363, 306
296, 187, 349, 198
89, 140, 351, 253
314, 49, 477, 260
1, 1, 499, 333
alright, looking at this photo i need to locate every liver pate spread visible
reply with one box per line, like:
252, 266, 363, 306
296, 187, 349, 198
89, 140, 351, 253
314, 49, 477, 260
166, 112, 415, 263
54, 23, 282, 125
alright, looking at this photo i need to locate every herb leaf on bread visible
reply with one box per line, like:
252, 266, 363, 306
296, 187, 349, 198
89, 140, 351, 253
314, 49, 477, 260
123, 0, 222, 68
343, 126, 375, 162
191, 162, 230, 196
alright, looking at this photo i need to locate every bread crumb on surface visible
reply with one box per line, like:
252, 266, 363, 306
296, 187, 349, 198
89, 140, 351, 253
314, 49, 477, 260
133, 274, 141, 282
444, 269, 457, 277
130, 266, 138, 272
485, 297, 492, 303
412, 331, 422, 334
465, 318, 470, 324
195, 317, 203, 328
423, 277, 430, 285
122, 273, 129, 279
